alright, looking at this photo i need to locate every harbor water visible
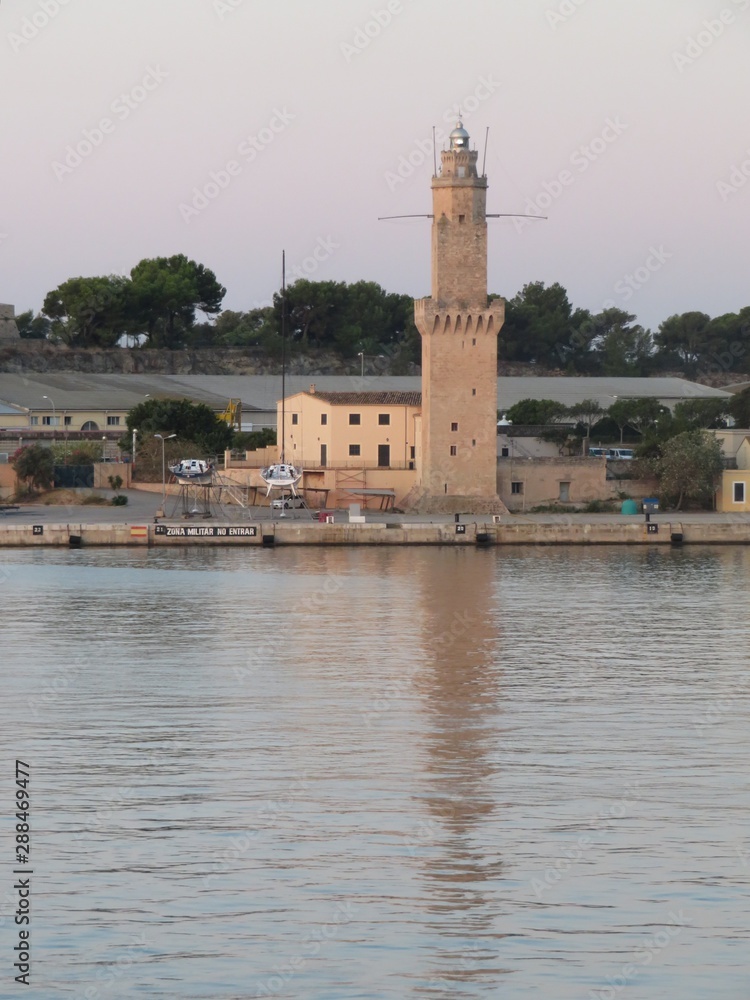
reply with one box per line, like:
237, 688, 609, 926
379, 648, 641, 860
1, 545, 748, 999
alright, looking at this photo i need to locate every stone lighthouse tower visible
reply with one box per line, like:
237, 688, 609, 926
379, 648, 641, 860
411, 120, 505, 513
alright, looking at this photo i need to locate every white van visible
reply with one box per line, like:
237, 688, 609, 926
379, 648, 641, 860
607, 448, 634, 460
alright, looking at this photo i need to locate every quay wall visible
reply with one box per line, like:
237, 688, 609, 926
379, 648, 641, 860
2, 519, 750, 547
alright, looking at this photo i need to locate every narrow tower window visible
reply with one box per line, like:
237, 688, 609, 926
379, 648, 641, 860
450, 446, 457, 456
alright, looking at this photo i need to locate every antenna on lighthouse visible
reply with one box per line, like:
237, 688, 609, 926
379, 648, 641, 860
432, 126, 438, 176
482, 126, 489, 177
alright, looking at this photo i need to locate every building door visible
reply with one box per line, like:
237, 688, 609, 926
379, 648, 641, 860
320, 444, 327, 467
559, 481, 571, 502
378, 444, 390, 468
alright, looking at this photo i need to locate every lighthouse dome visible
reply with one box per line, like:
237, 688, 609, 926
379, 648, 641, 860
449, 120, 470, 150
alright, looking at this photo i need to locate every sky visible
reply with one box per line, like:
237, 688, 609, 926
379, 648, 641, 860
1, 0, 748, 331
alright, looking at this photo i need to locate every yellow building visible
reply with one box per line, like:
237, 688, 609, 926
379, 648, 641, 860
280, 387, 421, 470
277, 387, 421, 509
716, 436, 750, 512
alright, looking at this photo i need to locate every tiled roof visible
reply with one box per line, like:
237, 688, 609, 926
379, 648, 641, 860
306, 390, 422, 406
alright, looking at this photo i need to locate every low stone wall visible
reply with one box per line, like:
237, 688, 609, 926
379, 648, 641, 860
2, 517, 750, 547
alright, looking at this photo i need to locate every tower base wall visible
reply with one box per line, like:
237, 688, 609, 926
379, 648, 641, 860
400, 484, 508, 516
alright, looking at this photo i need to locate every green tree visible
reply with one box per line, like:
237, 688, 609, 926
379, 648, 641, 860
672, 398, 729, 431
589, 308, 653, 375
654, 311, 713, 370
123, 398, 233, 456
11, 445, 55, 492
505, 398, 569, 425
499, 281, 591, 367
129, 255, 226, 348
568, 398, 603, 438
233, 428, 277, 451
729, 386, 750, 428
653, 430, 723, 510
608, 397, 668, 442
42, 275, 129, 347
16, 310, 51, 340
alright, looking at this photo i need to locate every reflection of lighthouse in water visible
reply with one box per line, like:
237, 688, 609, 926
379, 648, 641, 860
410, 548, 504, 990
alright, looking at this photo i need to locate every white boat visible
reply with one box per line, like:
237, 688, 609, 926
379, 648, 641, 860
259, 462, 302, 496
170, 459, 214, 485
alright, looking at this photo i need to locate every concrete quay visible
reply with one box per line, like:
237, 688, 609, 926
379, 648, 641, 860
2, 492, 750, 546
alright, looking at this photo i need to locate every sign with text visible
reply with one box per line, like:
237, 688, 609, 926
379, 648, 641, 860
154, 525, 258, 538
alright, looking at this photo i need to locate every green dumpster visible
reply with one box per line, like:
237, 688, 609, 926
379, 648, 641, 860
620, 499, 639, 515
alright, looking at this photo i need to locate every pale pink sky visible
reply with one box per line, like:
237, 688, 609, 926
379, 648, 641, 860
1, 0, 748, 329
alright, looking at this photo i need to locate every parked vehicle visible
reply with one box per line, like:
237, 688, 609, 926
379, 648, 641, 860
607, 448, 634, 460
271, 495, 307, 510
588, 447, 608, 458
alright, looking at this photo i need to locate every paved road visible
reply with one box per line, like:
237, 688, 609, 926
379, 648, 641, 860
2, 490, 750, 526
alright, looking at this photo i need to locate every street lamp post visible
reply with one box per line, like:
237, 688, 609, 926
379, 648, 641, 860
42, 395, 56, 439
101, 436, 107, 462
154, 433, 177, 506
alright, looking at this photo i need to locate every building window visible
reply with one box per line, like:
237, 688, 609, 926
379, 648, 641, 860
501, 446, 509, 457
734, 482, 745, 503
42, 415, 60, 426
451, 422, 458, 432
349, 413, 361, 425
511, 481, 523, 495
30, 416, 38, 426
472, 388, 476, 396
81, 421, 99, 431
378, 414, 390, 425
472, 338, 476, 346
459, 214, 465, 223
106, 415, 120, 426
472, 439, 476, 447
410, 446, 415, 459
291, 413, 299, 425
64, 416, 72, 426
349, 444, 361, 457
450, 445, 457, 456
321, 413, 328, 425
559, 481, 571, 502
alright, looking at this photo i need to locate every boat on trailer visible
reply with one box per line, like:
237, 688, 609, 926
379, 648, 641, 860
259, 462, 302, 497
169, 459, 214, 485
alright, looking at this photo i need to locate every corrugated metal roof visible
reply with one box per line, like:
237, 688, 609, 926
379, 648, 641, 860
0, 372, 731, 415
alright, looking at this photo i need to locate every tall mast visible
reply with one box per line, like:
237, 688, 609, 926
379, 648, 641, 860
280, 250, 286, 463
